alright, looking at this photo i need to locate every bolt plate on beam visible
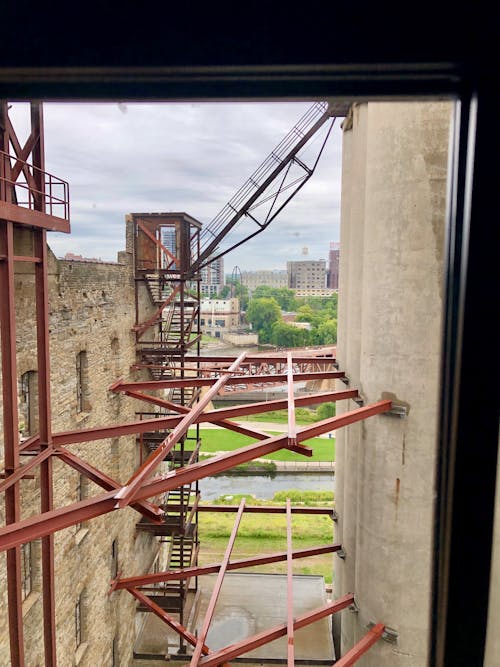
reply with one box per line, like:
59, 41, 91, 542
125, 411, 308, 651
368, 621, 398, 644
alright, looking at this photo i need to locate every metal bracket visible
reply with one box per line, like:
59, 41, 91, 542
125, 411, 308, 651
336, 547, 346, 560
352, 394, 364, 407
368, 621, 399, 644
340, 375, 350, 386
348, 600, 359, 613
331, 509, 338, 522
383, 403, 408, 419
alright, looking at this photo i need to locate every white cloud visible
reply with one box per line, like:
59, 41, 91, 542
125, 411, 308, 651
10, 101, 342, 269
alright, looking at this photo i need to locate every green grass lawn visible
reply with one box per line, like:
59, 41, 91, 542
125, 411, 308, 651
236, 407, 319, 425
198, 493, 335, 583
190, 427, 335, 462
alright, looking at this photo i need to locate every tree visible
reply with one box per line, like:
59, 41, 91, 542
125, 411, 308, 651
253, 286, 298, 311
317, 402, 336, 420
270, 321, 310, 348
246, 297, 281, 342
315, 318, 337, 345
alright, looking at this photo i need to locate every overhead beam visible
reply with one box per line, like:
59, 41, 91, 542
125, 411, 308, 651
195, 594, 355, 667
286, 499, 294, 667
0, 402, 391, 550
114, 351, 248, 508
333, 623, 385, 666
112, 543, 342, 591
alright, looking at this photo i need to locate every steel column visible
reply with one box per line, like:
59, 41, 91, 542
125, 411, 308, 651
286, 499, 294, 667
0, 219, 25, 665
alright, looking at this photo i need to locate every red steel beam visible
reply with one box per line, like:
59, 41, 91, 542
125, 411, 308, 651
0, 402, 391, 549
190, 499, 246, 666
136, 218, 179, 268
287, 352, 297, 447
196, 594, 355, 667
133, 283, 181, 336
286, 499, 294, 667
34, 220, 58, 666
19, 389, 357, 451
0, 447, 54, 493
127, 587, 210, 655
333, 623, 385, 666
114, 352, 248, 508
55, 448, 163, 523
0, 218, 25, 666
113, 543, 342, 590
162, 504, 334, 515
113, 369, 344, 391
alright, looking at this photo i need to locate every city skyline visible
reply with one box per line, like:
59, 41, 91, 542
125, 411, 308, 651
10, 101, 342, 271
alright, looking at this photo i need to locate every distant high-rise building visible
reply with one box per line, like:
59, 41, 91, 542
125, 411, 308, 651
241, 269, 288, 295
287, 259, 326, 291
200, 256, 224, 296
327, 242, 340, 289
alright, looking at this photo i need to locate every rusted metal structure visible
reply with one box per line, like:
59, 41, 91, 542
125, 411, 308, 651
0, 100, 388, 665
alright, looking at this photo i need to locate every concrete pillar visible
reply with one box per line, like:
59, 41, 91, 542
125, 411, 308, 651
335, 101, 452, 665
485, 449, 500, 666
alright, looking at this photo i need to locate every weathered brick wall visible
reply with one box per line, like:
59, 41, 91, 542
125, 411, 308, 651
0, 227, 161, 667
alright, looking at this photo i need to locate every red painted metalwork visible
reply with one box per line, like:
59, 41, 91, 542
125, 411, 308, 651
190, 499, 246, 665
287, 352, 297, 448
162, 504, 335, 515
0, 401, 392, 551
55, 448, 163, 522
112, 543, 342, 591
20, 388, 358, 452
114, 352, 247, 508
195, 594, 355, 667
0, 218, 25, 665
113, 369, 344, 391
127, 587, 210, 655
333, 623, 385, 666
286, 499, 294, 667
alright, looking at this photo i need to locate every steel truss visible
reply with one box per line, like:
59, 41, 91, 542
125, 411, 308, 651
0, 102, 387, 666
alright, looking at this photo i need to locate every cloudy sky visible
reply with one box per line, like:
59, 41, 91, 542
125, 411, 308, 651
10, 101, 343, 271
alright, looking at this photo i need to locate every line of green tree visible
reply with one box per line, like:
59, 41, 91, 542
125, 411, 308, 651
242, 285, 338, 347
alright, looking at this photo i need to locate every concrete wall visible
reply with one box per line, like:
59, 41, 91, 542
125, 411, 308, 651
0, 229, 159, 666
485, 448, 500, 665
335, 102, 452, 665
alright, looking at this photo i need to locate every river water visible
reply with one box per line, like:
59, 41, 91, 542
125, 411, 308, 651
199, 472, 335, 501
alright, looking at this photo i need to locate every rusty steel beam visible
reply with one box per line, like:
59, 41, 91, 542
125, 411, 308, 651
127, 587, 210, 655
0, 201, 69, 233
0, 447, 54, 493
190, 499, 246, 666
183, 354, 336, 364
0, 402, 390, 549
114, 352, 248, 508
113, 369, 344, 391
56, 448, 163, 523
287, 352, 297, 448
162, 504, 334, 515
112, 543, 342, 591
286, 499, 294, 667
20, 389, 357, 452
133, 283, 181, 336
196, 594, 355, 667
0, 218, 25, 666
34, 220, 58, 667
333, 623, 385, 666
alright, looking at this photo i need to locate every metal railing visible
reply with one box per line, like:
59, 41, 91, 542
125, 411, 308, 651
0, 150, 70, 222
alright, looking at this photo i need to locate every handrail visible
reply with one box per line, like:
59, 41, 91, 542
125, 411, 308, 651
0, 149, 70, 222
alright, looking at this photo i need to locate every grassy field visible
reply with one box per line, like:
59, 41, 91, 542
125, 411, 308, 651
236, 407, 319, 425
198, 493, 335, 583
191, 427, 335, 461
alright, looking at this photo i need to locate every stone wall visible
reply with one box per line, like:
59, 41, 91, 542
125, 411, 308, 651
334, 102, 452, 666
0, 226, 160, 666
